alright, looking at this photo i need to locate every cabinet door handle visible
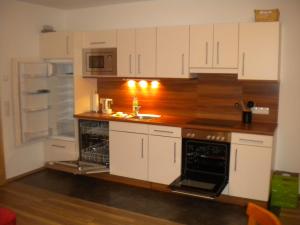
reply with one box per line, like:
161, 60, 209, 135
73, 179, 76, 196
173, 142, 176, 163
153, 129, 174, 134
239, 138, 264, 145
234, 148, 238, 171
66, 36, 70, 55
216, 41, 220, 64
129, 54, 132, 74
242, 52, 245, 76
205, 42, 208, 65
52, 144, 66, 149
141, 138, 144, 158
181, 54, 185, 75
90, 41, 106, 45
138, 54, 141, 74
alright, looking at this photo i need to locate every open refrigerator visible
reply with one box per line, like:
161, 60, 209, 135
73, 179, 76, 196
12, 59, 78, 161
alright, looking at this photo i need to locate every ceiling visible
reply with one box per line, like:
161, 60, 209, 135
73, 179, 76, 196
17, 0, 152, 10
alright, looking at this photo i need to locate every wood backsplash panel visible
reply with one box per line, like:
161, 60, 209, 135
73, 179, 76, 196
240, 80, 279, 123
197, 75, 242, 121
97, 76, 279, 124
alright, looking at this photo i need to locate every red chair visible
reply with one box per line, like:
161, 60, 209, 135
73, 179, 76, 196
0, 208, 16, 225
247, 202, 282, 225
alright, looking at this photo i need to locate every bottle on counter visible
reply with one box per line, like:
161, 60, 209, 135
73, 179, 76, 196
132, 96, 140, 116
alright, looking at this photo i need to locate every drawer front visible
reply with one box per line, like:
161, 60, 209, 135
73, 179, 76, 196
45, 138, 77, 161
231, 133, 273, 147
83, 30, 117, 48
109, 121, 149, 134
149, 125, 181, 138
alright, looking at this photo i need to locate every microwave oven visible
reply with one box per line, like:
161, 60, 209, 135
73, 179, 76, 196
83, 48, 117, 77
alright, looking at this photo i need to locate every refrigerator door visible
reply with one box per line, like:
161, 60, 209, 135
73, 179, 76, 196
12, 59, 50, 145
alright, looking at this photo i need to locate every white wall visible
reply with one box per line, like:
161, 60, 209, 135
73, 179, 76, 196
65, 0, 300, 173
0, 0, 66, 178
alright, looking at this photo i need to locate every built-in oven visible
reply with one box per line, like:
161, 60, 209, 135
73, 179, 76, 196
171, 128, 231, 198
83, 48, 117, 77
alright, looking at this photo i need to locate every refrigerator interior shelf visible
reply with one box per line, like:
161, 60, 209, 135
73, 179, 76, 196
23, 73, 49, 79
25, 89, 50, 95
24, 129, 49, 141
23, 106, 50, 112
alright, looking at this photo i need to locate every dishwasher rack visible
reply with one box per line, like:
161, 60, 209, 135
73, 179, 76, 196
79, 120, 109, 166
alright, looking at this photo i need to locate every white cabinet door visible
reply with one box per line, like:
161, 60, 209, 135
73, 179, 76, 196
40, 32, 73, 59
135, 28, 156, 77
229, 144, 272, 201
190, 24, 213, 68
149, 135, 181, 185
109, 130, 148, 180
157, 26, 190, 78
117, 29, 136, 77
83, 30, 117, 48
213, 23, 238, 68
238, 22, 280, 80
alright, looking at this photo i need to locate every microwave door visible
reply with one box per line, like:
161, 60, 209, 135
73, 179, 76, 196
87, 54, 105, 73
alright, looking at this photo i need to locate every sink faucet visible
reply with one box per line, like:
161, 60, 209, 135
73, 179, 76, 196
132, 96, 141, 116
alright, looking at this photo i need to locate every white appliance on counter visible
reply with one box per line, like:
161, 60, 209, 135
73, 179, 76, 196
12, 58, 78, 161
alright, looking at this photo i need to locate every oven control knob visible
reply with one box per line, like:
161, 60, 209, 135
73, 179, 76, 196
186, 133, 191, 137
216, 136, 220, 140
221, 137, 225, 141
191, 133, 195, 138
211, 136, 216, 140
206, 135, 211, 140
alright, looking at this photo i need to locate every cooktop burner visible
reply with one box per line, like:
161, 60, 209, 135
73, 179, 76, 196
186, 119, 239, 128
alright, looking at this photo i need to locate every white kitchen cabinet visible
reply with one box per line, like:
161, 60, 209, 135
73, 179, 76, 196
109, 122, 182, 184
117, 29, 136, 77
157, 26, 190, 78
190, 23, 238, 73
148, 135, 181, 185
238, 22, 280, 80
83, 30, 117, 48
117, 28, 156, 77
109, 121, 148, 180
190, 24, 214, 69
109, 130, 148, 180
213, 24, 239, 69
40, 32, 73, 59
229, 133, 273, 201
135, 28, 156, 77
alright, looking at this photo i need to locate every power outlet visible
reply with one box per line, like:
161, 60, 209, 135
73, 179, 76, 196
251, 107, 270, 115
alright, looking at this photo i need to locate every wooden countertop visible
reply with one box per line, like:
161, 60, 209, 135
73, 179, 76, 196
74, 112, 277, 136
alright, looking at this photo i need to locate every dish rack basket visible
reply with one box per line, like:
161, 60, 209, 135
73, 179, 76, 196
81, 140, 109, 166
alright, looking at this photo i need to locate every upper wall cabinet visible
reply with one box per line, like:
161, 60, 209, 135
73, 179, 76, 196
83, 30, 117, 48
117, 28, 156, 77
40, 32, 73, 59
190, 23, 239, 74
157, 26, 190, 78
238, 22, 280, 80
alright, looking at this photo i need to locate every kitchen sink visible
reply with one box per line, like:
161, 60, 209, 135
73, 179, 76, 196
111, 113, 161, 120
134, 114, 161, 120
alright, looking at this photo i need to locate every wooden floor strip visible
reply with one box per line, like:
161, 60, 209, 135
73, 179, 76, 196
0, 182, 183, 225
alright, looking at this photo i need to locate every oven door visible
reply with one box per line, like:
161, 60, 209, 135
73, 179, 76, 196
170, 139, 230, 198
83, 48, 117, 76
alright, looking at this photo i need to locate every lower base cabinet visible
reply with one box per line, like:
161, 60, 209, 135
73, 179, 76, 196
148, 135, 181, 185
228, 133, 273, 201
109, 130, 148, 181
109, 121, 182, 185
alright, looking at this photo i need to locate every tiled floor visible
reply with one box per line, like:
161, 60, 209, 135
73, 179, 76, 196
18, 170, 247, 225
